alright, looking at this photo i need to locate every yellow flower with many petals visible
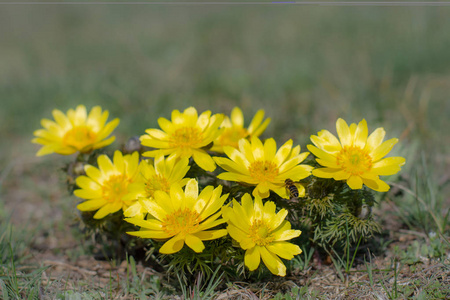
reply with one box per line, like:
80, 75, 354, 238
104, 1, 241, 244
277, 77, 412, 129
74, 150, 140, 219
223, 194, 301, 276
126, 179, 228, 254
32, 105, 119, 156
211, 107, 271, 153
123, 154, 191, 218
214, 136, 313, 199
307, 118, 406, 192
140, 107, 224, 172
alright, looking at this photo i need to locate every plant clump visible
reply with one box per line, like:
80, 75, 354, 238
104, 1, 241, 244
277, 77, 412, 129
32, 105, 406, 282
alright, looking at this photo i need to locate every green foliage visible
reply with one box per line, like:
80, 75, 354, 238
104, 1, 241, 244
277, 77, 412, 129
178, 266, 224, 300
162, 237, 244, 285
123, 254, 165, 299
394, 237, 450, 266
389, 152, 449, 237
0, 223, 48, 299
290, 245, 315, 272
288, 178, 381, 254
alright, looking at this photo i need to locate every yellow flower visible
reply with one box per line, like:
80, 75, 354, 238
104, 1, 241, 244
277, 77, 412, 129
32, 105, 119, 156
211, 107, 271, 153
123, 154, 191, 218
223, 194, 301, 276
140, 107, 224, 172
307, 118, 406, 192
126, 179, 228, 254
74, 150, 140, 219
214, 136, 313, 199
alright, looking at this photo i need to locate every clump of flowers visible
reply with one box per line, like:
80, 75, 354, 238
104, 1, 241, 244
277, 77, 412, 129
223, 193, 301, 276
308, 118, 405, 192
74, 150, 140, 219
32, 105, 119, 156
123, 154, 191, 219
126, 179, 228, 254
211, 107, 271, 153
140, 107, 224, 172
33, 105, 406, 281
214, 136, 312, 199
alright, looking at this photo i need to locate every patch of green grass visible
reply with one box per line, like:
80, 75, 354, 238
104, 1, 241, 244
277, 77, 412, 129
0, 217, 47, 299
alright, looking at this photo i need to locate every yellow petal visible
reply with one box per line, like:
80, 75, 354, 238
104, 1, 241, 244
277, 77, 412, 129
273, 228, 301, 241
362, 178, 390, 192
306, 145, 337, 163
263, 138, 277, 162
184, 178, 199, 203
197, 111, 211, 129
127, 230, 171, 239
365, 127, 386, 153
259, 247, 286, 276
266, 242, 302, 260
157, 117, 174, 134
74, 188, 102, 200
336, 118, 352, 148
333, 170, 351, 180
193, 229, 227, 241
143, 129, 169, 142
75, 176, 101, 193
227, 215, 251, 238
159, 235, 185, 254
76, 198, 107, 211
231, 107, 244, 127
123, 203, 143, 218
125, 217, 163, 230
371, 138, 398, 162
247, 109, 264, 133
93, 202, 122, 219
250, 136, 265, 161
347, 175, 363, 189
113, 151, 125, 173
92, 136, 116, 150
273, 139, 293, 166
244, 247, 261, 271
315, 129, 342, 153
52, 109, 71, 130
253, 184, 270, 199
280, 165, 313, 181
142, 194, 169, 221
354, 119, 368, 148
185, 234, 205, 253
312, 168, 342, 178
252, 117, 271, 137
371, 157, 405, 175
268, 209, 288, 230
97, 154, 115, 176
192, 149, 216, 172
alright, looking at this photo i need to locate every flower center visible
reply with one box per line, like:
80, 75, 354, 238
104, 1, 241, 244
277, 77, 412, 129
336, 146, 372, 176
217, 127, 248, 148
248, 160, 279, 182
102, 175, 129, 203
162, 208, 202, 236
248, 220, 274, 246
170, 127, 204, 149
144, 175, 170, 198
62, 126, 97, 151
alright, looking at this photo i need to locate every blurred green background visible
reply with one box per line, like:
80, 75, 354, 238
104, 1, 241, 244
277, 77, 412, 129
1, 5, 449, 171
